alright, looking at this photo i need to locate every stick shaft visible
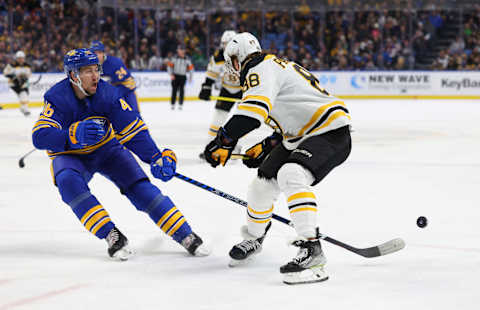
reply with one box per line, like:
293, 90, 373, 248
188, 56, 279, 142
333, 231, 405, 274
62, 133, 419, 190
174, 172, 405, 257
20, 148, 36, 160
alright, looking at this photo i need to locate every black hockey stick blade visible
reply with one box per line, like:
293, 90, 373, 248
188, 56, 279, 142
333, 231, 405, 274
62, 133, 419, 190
18, 149, 35, 168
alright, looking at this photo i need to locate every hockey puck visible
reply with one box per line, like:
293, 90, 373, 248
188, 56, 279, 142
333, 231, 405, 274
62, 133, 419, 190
417, 216, 428, 228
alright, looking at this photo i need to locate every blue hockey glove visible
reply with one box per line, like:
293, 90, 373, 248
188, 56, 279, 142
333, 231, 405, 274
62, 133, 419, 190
203, 127, 237, 168
243, 132, 283, 168
151, 149, 177, 182
68, 119, 106, 149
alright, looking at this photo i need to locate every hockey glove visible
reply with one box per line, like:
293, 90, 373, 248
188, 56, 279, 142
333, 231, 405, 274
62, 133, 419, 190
198, 82, 212, 100
68, 119, 106, 149
243, 132, 283, 168
151, 149, 177, 182
204, 127, 237, 168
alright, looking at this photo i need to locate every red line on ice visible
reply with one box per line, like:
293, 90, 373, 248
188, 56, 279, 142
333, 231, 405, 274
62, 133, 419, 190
0, 283, 88, 310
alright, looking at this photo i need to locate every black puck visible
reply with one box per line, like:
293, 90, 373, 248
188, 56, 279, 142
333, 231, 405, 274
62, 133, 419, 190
417, 216, 428, 228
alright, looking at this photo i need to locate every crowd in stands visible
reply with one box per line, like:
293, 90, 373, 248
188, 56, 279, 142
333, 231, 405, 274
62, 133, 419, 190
0, 0, 479, 73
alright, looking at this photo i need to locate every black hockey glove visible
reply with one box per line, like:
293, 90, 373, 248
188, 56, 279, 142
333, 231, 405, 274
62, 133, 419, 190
198, 82, 212, 100
204, 127, 238, 168
243, 132, 283, 168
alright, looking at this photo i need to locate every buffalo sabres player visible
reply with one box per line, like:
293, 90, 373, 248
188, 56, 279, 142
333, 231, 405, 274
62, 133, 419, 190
3, 51, 32, 116
32, 48, 210, 260
198, 30, 242, 160
90, 41, 140, 112
203, 33, 352, 284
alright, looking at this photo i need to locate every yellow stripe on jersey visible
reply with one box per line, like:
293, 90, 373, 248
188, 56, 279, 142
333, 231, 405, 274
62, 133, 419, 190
264, 54, 275, 61
206, 71, 219, 79
289, 207, 317, 214
238, 105, 268, 121
160, 211, 183, 233
81, 205, 103, 224
32, 124, 52, 133
297, 101, 346, 136
167, 218, 186, 236
121, 77, 136, 90
221, 82, 242, 89
287, 192, 316, 202
115, 118, 147, 144
309, 111, 351, 135
248, 205, 274, 215
242, 95, 272, 111
47, 130, 115, 158
84, 210, 109, 231
118, 119, 138, 135
156, 206, 178, 227
32, 117, 62, 134
91, 217, 112, 235
247, 217, 271, 224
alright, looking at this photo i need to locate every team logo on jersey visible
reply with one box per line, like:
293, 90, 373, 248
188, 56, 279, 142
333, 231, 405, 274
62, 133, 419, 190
292, 149, 312, 158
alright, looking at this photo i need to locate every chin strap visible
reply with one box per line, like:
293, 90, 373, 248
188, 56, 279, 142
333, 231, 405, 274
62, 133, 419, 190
69, 71, 89, 96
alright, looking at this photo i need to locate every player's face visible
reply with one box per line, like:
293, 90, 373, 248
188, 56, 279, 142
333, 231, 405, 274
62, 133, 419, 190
79, 65, 100, 95
94, 51, 105, 64
17, 57, 25, 64
232, 56, 240, 71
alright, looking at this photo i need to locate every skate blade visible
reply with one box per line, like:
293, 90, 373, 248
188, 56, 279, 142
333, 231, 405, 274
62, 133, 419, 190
112, 246, 135, 261
193, 244, 212, 257
283, 265, 329, 285
228, 255, 256, 267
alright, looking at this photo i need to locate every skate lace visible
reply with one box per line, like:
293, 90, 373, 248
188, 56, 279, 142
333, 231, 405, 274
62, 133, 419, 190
237, 240, 260, 252
292, 247, 310, 264
181, 233, 195, 248
106, 229, 119, 247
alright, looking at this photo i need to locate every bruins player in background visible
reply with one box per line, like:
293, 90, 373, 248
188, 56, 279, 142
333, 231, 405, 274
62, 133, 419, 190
203, 33, 352, 284
3, 51, 32, 116
198, 30, 242, 160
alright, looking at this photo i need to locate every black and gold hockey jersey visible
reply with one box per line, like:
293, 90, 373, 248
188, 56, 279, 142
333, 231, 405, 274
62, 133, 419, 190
3, 61, 32, 93
236, 54, 351, 145
205, 49, 241, 94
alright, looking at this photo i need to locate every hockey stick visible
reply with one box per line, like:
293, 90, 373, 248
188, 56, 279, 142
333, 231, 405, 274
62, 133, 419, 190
29, 74, 42, 86
208, 95, 239, 103
18, 148, 36, 168
174, 172, 405, 258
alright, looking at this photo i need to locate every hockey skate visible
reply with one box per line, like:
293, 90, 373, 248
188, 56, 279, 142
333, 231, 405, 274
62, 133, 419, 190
20, 105, 30, 116
106, 227, 134, 261
181, 232, 211, 256
228, 221, 271, 267
280, 229, 328, 285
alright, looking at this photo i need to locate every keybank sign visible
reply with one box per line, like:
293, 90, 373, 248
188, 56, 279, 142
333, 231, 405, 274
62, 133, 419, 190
441, 78, 480, 90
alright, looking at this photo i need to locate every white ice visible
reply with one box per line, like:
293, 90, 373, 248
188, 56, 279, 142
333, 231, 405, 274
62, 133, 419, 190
1, 99, 479, 310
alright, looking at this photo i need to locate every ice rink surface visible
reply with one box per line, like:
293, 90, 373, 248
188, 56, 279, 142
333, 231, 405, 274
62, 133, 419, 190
1, 99, 479, 310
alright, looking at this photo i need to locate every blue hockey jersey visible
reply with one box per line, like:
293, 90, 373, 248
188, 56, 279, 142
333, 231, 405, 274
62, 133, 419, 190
32, 78, 158, 163
101, 55, 136, 96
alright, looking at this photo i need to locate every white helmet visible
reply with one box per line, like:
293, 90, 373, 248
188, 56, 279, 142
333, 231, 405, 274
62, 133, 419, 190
220, 30, 236, 49
15, 50, 26, 59
224, 32, 261, 77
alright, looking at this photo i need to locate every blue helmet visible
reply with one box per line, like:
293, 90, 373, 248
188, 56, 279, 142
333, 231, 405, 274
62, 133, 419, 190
63, 48, 99, 75
90, 40, 105, 52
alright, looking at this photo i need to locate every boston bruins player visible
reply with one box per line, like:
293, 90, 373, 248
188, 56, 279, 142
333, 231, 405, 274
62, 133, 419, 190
203, 33, 352, 284
198, 30, 242, 160
3, 51, 32, 116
